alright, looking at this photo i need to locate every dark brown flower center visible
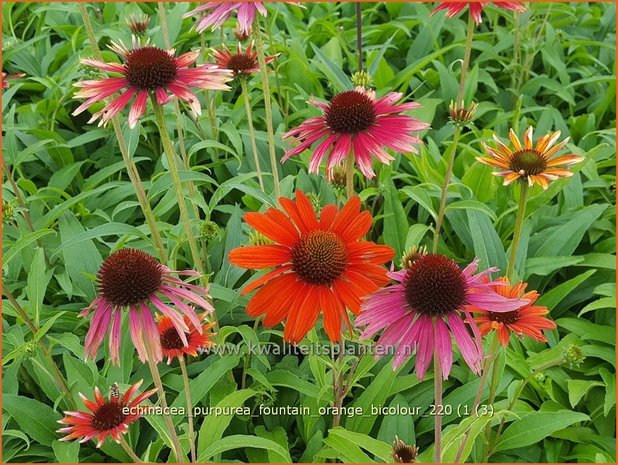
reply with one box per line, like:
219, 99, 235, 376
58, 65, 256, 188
403, 254, 467, 316
226, 54, 258, 74
124, 47, 177, 90
325, 90, 376, 133
508, 149, 547, 176
489, 310, 519, 325
160, 327, 186, 351
98, 249, 164, 307
392, 444, 418, 463
91, 401, 127, 431
291, 231, 348, 285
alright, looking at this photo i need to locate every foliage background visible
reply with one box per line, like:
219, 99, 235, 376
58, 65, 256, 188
1, 1, 616, 463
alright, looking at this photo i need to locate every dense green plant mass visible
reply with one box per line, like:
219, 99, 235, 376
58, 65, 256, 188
2, 1, 616, 463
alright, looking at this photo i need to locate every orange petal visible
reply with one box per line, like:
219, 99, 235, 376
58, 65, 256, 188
229, 245, 291, 269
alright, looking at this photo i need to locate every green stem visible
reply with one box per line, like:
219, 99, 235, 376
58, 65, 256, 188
432, 126, 461, 253
345, 153, 355, 199
179, 356, 196, 463
240, 78, 265, 191
78, 3, 167, 263
454, 334, 500, 463
151, 98, 205, 277
118, 435, 142, 463
456, 13, 476, 105
144, 331, 186, 463
332, 338, 346, 428
356, 2, 363, 72
253, 22, 280, 198
433, 319, 443, 463
506, 181, 529, 279
4, 287, 75, 409
482, 345, 504, 462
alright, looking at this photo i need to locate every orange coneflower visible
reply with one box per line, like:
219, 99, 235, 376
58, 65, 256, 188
158, 313, 215, 364
473, 277, 557, 346
229, 190, 394, 343
57, 381, 156, 448
477, 126, 584, 190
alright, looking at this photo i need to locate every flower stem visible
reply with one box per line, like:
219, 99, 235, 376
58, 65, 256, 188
356, 2, 363, 72
78, 3, 167, 263
506, 181, 529, 279
453, 334, 500, 463
151, 98, 205, 278
240, 78, 265, 191
118, 435, 142, 463
253, 21, 280, 198
4, 287, 75, 409
432, 125, 461, 253
345, 153, 355, 199
432, 13, 474, 254
144, 339, 186, 463
179, 356, 196, 463
433, 319, 443, 463
332, 338, 346, 428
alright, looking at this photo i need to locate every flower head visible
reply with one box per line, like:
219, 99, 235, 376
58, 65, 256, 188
158, 312, 215, 363
478, 126, 585, 189
355, 254, 529, 379
184, 1, 267, 34
127, 14, 149, 36
229, 191, 394, 343
73, 41, 232, 128
473, 277, 556, 346
391, 436, 419, 463
431, 2, 527, 24
2, 71, 26, 89
81, 248, 215, 364
283, 87, 429, 179
57, 380, 156, 448
211, 42, 277, 77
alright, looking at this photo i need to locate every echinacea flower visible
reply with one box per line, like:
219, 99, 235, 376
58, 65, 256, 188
127, 14, 149, 36
229, 190, 394, 343
81, 248, 215, 364
212, 42, 277, 77
391, 436, 420, 463
158, 312, 215, 363
57, 380, 156, 448
473, 277, 556, 346
355, 254, 529, 379
73, 40, 232, 128
430, 2, 527, 24
282, 87, 429, 178
477, 126, 584, 190
184, 2, 268, 34
2, 71, 26, 89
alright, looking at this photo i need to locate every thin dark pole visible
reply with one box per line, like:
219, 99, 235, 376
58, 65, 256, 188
356, 2, 363, 72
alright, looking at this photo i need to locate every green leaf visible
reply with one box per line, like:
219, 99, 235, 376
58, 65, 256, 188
496, 411, 590, 451
383, 179, 408, 258
3, 394, 61, 444
310, 43, 352, 93
51, 223, 146, 258
2, 229, 56, 267
567, 380, 604, 408
328, 428, 392, 462
198, 435, 291, 462
446, 200, 497, 221
197, 389, 257, 456
26, 247, 50, 327
52, 440, 80, 463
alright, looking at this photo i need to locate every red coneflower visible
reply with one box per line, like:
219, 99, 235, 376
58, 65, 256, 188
57, 380, 156, 448
212, 42, 277, 77
477, 126, 585, 190
229, 191, 394, 343
81, 248, 215, 364
73, 40, 232, 128
431, 2, 527, 24
2, 71, 26, 89
282, 87, 429, 179
473, 277, 556, 346
158, 312, 215, 364
355, 254, 530, 379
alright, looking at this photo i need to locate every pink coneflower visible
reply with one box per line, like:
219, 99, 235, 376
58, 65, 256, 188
2, 71, 26, 89
184, 2, 267, 34
431, 2, 527, 24
81, 249, 215, 364
73, 40, 232, 128
57, 380, 156, 448
355, 254, 529, 379
282, 88, 429, 178
212, 42, 277, 77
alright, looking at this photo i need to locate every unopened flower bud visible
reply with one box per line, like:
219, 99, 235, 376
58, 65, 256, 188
563, 344, 585, 368
391, 436, 419, 463
199, 220, 220, 241
448, 100, 478, 127
352, 70, 372, 88
401, 246, 428, 269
